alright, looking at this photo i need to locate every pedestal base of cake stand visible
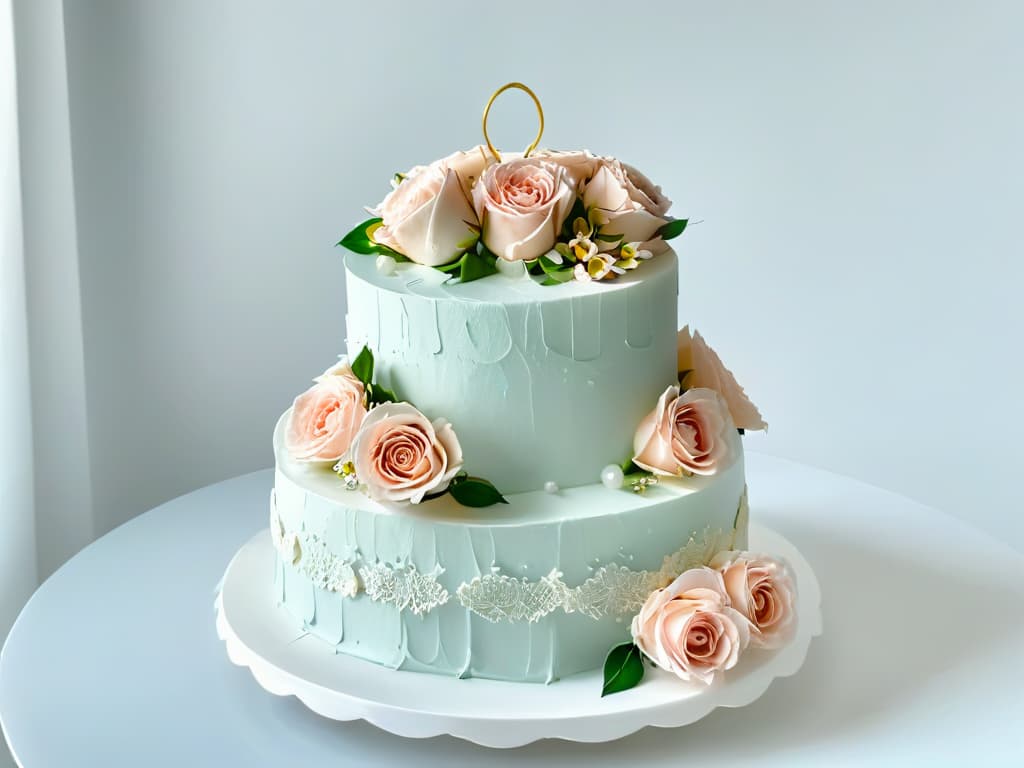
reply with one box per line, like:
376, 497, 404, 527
215, 524, 822, 748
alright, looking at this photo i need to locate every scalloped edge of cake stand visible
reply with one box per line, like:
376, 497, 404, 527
215, 523, 822, 748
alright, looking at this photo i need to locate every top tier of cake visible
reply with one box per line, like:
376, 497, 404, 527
344, 248, 679, 494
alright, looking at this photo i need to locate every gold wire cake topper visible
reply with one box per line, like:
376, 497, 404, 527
482, 82, 545, 162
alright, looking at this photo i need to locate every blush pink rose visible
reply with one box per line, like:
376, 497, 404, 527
472, 157, 575, 261
620, 161, 672, 217
631, 567, 751, 685
581, 159, 672, 251
633, 386, 734, 476
710, 551, 797, 649
372, 149, 483, 267
350, 402, 463, 504
286, 363, 367, 462
678, 326, 767, 431
533, 149, 599, 191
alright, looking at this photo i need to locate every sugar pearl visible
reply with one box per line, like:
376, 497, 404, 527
543, 480, 559, 494
375, 254, 397, 276
601, 464, 625, 489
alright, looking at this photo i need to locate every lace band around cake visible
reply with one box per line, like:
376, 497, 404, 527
271, 488, 749, 622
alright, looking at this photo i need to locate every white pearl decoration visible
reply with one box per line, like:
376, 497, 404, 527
543, 480, 559, 494
375, 254, 397, 276
600, 464, 625, 490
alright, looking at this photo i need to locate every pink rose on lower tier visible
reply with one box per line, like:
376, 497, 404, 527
678, 326, 767, 432
710, 551, 797, 649
372, 148, 484, 267
631, 567, 751, 685
472, 157, 575, 261
350, 402, 464, 504
633, 386, 734, 476
286, 363, 367, 462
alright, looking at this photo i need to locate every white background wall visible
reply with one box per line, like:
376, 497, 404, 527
22, 0, 1023, 553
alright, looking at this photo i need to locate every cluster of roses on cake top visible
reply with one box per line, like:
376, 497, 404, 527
338, 147, 688, 284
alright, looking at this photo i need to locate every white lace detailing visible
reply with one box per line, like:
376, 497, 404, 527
454, 569, 567, 623
456, 525, 735, 623
563, 565, 662, 620
358, 562, 449, 615
269, 490, 301, 565
301, 536, 359, 597
270, 490, 748, 622
656, 526, 734, 586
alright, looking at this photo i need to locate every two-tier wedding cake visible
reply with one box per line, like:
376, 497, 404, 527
268, 84, 796, 695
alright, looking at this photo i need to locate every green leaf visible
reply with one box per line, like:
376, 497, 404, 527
338, 217, 384, 254
458, 247, 499, 283
448, 475, 508, 507
525, 259, 545, 276
620, 459, 641, 475
553, 241, 574, 262
657, 218, 688, 241
350, 346, 374, 387
561, 197, 587, 239
367, 382, 398, 406
601, 642, 645, 697
537, 256, 574, 285
336, 217, 413, 261
434, 255, 465, 274
594, 231, 623, 243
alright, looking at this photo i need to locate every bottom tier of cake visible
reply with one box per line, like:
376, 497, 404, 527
270, 412, 748, 683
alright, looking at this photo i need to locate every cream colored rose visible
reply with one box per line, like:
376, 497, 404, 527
350, 402, 463, 504
678, 326, 767, 431
286, 363, 367, 462
372, 155, 480, 267
631, 567, 751, 685
620, 162, 672, 217
633, 386, 734, 476
582, 159, 671, 248
439, 145, 491, 199
710, 551, 797, 649
533, 149, 599, 191
472, 157, 575, 261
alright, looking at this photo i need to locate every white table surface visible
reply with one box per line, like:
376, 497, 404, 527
2, 453, 1023, 767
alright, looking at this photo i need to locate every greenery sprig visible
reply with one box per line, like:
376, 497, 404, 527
602, 642, 646, 696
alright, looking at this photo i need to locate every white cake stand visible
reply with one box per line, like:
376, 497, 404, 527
215, 523, 822, 748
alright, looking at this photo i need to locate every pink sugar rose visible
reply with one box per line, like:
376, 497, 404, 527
710, 551, 797, 649
633, 386, 734, 477
582, 159, 671, 250
533, 148, 599, 191
620, 161, 672, 217
350, 402, 464, 504
472, 157, 576, 261
631, 567, 751, 685
678, 326, 767, 431
372, 148, 484, 267
286, 362, 367, 462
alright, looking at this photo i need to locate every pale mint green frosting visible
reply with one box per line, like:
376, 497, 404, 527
272, 412, 748, 683
344, 250, 679, 494
273, 249, 751, 683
